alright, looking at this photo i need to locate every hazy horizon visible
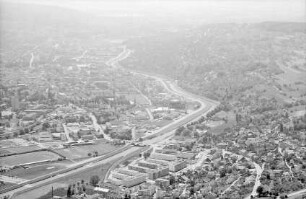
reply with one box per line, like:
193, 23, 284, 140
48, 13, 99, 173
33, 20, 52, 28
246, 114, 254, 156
2, 0, 306, 24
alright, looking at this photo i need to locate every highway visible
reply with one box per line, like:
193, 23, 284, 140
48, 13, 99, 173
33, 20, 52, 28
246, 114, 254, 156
1, 47, 219, 199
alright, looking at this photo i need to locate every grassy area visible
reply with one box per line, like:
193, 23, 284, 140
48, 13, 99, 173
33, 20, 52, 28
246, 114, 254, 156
0, 140, 18, 148
54, 139, 119, 160
13, 160, 117, 199
3, 162, 69, 180
1, 151, 61, 166
151, 119, 173, 128
0, 182, 16, 193
37, 186, 97, 199
209, 111, 236, 135
58, 162, 114, 185
14, 183, 67, 199
2, 145, 41, 154
0, 149, 11, 156
125, 94, 149, 105
172, 136, 196, 142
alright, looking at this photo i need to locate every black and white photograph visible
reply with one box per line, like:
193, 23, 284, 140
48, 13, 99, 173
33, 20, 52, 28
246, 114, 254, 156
0, 0, 305, 199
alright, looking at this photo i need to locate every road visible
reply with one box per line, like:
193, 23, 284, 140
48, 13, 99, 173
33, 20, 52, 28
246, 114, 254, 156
188, 149, 211, 170
250, 162, 265, 198
219, 176, 241, 197
88, 113, 112, 141
278, 147, 294, 178
105, 46, 132, 68
29, 53, 34, 68
62, 124, 74, 143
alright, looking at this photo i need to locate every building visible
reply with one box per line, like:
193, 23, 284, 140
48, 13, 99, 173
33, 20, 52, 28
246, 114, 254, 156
109, 171, 147, 188
169, 161, 187, 172
150, 152, 177, 161
94, 187, 109, 198
155, 178, 170, 188
128, 164, 156, 174
138, 160, 158, 169
39, 131, 53, 142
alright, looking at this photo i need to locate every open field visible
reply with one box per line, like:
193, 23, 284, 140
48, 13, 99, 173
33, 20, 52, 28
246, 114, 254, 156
134, 131, 146, 140
206, 120, 225, 128
276, 62, 306, 85
54, 139, 119, 160
0, 149, 11, 156
289, 105, 306, 116
3, 162, 70, 180
13, 161, 116, 199
0, 182, 16, 193
135, 119, 173, 128
0, 145, 41, 156
1, 151, 61, 167
125, 94, 150, 105
152, 119, 174, 127
0, 139, 31, 148
14, 183, 67, 199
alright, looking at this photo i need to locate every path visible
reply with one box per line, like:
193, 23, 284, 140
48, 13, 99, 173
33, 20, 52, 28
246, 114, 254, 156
62, 124, 74, 143
88, 113, 112, 141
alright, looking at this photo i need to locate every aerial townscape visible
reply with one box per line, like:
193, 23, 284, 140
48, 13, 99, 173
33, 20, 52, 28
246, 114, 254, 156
0, 1, 306, 199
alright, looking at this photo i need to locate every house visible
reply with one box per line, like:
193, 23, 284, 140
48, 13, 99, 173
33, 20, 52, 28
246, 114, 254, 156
39, 131, 53, 142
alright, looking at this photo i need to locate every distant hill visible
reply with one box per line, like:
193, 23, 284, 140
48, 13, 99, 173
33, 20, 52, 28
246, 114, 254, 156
256, 22, 306, 33
123, 22, 306, 101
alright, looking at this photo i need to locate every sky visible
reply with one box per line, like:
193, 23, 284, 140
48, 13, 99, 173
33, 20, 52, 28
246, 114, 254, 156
2, 0, 305, 23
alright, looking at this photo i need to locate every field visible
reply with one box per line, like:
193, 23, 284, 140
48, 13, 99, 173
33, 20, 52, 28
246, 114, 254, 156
0, 148, 11, 156
0, 182, 16, 193
0, 139, 31, 148
209, 111, 237, 134
1, 151, 61, 166
289, 105, 306, 116
13, 161, 116, 199
14, 182, 67, 199
125, 94, 150, 105
3, 161, 71, 180
273, 62, 306, 102
140, 119, 173, 128
0, 145, 41, 156
134, 131, 146, 140
152, 119, 174, 128
55, 139, 119, 160
206, 120, 225, 128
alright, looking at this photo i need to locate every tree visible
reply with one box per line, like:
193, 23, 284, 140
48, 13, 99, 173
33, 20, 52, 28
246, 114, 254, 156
89, 175, 100, 187
13, 131, 19, 137
79, 116, 85, 123
257, 186, 264, 197
170, 175, 176, 185
42, 122, 50, 131
190, 188, 195, 196
143, 152, 151, 159
67, 185, 72, 198
19, 129, 25, 135
175, 126, 185, 136
182, 129, 192, 137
